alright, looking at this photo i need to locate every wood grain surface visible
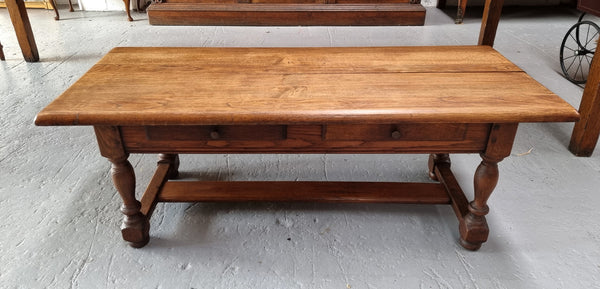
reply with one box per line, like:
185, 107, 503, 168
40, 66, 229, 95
35, 46, 579, 126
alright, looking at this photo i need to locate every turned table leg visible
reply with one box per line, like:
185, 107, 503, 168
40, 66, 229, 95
430, 124, 517, 250
459, 153, 499, 250
109, 155, 149, 248
459, 123, 517, 250
94, 126, 149, 248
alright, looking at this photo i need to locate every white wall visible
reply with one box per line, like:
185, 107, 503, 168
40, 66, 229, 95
77, 0, 130, 11
62, 0, 571, 11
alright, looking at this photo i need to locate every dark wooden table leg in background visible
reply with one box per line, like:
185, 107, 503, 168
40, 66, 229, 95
4, 0, 39, 62
436, 0, 469, 24
436, 0, 447, 9
123, 0, 133, 21
479, 0, 504, 47
51, 0, 60, 20
569, 42, 600, 157
0, 41, 5, 61
456, 0, 468, 24
50, 0, 75, 21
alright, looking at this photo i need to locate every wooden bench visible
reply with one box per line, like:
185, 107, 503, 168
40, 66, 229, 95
35, 0, 579, 250
147, 0, 426, 26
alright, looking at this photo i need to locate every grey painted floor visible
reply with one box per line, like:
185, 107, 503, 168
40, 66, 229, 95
1, 5, 600, 289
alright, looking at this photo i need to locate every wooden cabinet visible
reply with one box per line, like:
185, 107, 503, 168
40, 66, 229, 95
0, 0, 54, 9
578, 0, 600, 17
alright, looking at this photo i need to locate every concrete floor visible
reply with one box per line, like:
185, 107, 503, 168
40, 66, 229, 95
1, 5, 600, 289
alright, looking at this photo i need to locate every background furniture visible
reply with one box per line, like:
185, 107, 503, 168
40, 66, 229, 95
0, 41, 5, 60
578, 0, 599, 15
50, 0, 73, 20
147, 0, 426, 26
437, 0, 468, 23
50, 0, 133, 21
569, 0, 600, 156
4, 0, 38, 62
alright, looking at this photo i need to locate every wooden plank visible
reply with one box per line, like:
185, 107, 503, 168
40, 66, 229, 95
96, 46, 523, 74
435, 164, 469, 221
569, 41, 600, 157
157, 181, 451, 203
34, 47, 578, 127
147, 3, 425, 26
4, 0, 39, 62
140, 162, 171, 218
35, 72, 578, 126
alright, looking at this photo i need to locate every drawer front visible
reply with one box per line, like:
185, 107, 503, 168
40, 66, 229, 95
145, 125, 286, 141
120, 123, 490, 154
325, 124, 468, 141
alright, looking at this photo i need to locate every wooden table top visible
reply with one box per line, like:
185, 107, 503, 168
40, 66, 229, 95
35, 46, 579, 126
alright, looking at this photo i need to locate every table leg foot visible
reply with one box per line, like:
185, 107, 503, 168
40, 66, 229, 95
459, 237, 483, 251
121, 204, 150, 248
459, 209, 488, 250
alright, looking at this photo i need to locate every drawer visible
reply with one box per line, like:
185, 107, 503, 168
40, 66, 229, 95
325, 124, 468, 141
144, 125, 286, 141
120, 123, 489, 154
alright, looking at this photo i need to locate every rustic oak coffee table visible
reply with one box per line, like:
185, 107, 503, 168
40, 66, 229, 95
35, 46, 579, 250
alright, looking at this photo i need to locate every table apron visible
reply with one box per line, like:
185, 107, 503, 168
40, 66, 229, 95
118, 123, 493, 154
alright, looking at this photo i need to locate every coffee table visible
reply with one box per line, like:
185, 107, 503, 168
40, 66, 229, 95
35, 46, 579, 250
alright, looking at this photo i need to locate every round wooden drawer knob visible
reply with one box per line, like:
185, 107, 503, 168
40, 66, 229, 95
210, 130, 220, 139
391, 130, 402, 139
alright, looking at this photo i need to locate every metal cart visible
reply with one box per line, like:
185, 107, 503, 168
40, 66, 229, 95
560, 0, 600, 84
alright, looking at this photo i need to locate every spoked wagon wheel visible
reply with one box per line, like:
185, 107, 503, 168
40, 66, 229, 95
560, 20, 600, 84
